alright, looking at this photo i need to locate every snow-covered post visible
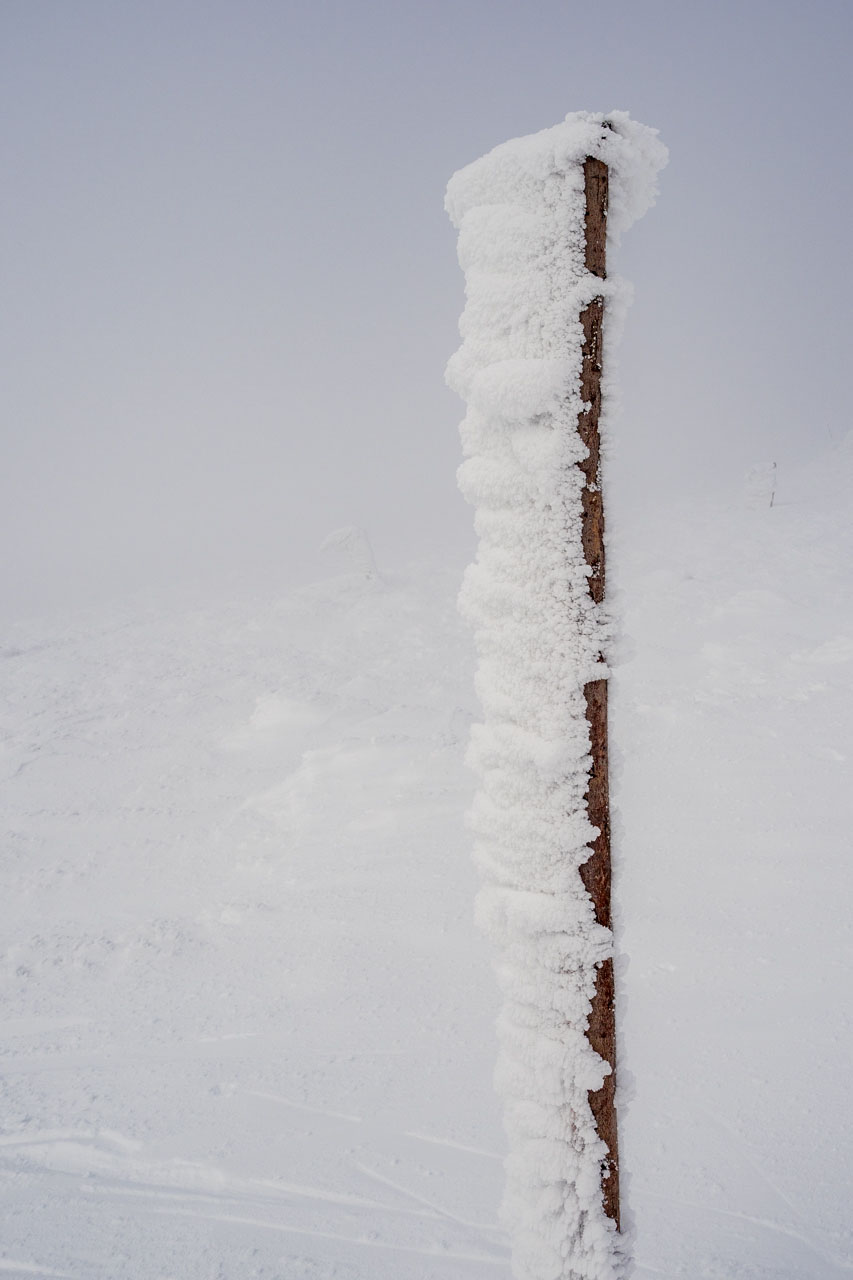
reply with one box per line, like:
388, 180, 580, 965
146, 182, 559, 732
446, 113, 666, 1280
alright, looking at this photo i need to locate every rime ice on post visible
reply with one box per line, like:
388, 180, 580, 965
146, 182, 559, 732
445, 113, 666, 1280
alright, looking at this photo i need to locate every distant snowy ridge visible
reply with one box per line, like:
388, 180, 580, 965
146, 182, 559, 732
446, 113, 667, 1280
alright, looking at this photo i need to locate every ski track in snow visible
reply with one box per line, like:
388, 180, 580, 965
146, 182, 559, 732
2, 449, 853, 1278
0, 1264, 72, 1278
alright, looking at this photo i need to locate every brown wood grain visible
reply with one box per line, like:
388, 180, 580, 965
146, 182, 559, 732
576, 153, 620, 1228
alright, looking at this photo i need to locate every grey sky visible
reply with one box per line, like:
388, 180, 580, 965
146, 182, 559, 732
2, 0, 851, 615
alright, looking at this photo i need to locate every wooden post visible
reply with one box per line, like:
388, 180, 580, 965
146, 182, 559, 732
576, 153, 619, 1228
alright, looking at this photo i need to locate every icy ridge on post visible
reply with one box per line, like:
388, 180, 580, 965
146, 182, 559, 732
445, 112, 666, 1280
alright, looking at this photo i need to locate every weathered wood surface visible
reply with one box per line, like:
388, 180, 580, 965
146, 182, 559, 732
576, 153, 620, 1229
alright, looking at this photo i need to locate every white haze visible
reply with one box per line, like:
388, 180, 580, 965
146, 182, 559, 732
2, 0, 852, 616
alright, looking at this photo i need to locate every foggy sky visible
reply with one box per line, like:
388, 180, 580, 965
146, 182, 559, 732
3, 0, 852, 616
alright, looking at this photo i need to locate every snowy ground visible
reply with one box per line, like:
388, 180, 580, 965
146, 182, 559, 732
1, 442, 852, 1279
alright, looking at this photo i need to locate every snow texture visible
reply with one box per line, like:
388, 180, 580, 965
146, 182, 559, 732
2, 443, 852, 1278
446, 112, 667, 1280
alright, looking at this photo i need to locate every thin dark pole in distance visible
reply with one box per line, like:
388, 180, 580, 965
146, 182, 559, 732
576, 153, 619, 1229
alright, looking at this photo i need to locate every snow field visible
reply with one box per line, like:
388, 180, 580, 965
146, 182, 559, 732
1, 440, 852, 1276
613, 446, 853, 1279
0, 564, 508, 1279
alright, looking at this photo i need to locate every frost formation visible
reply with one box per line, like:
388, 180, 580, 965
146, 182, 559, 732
445, 112, 667, 1280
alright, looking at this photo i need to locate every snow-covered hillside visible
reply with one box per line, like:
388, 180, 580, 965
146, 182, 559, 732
612, 441, 853, 1279
1, 442, 852, 1279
